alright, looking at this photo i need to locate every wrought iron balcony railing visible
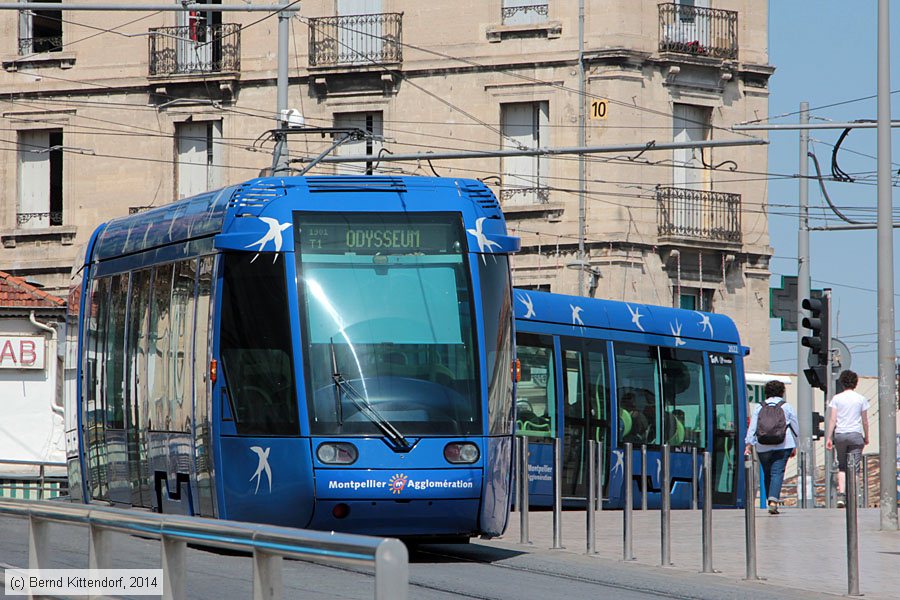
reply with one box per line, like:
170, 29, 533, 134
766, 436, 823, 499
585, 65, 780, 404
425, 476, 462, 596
657, 186, 741, 244
148, 23, 240, 76
500, 186, 550, 205
658, 3, 738, 60
18, 37, 63, 55
17, 212, 63, 227
309, 13, 402, 67
502, 3, 549, 25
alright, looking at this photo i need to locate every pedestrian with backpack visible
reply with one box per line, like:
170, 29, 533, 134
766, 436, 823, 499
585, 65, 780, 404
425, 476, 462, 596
825, 369, 869, 508
744, 379, 798, 514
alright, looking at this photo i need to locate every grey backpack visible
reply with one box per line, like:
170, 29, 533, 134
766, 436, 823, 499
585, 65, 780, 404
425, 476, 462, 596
756, 400, 787, 445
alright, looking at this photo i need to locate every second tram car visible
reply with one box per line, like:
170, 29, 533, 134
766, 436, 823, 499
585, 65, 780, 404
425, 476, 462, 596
513, 289, 747, 509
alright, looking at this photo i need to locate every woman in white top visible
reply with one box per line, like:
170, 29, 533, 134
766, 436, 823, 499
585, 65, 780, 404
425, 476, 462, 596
825, 369, 870, 508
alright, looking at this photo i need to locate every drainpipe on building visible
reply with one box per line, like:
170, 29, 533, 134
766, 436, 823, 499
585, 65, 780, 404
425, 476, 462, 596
30, 310, 63, 417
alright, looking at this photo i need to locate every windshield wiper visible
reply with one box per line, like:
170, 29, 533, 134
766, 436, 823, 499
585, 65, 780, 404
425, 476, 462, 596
330, 339, 411, 452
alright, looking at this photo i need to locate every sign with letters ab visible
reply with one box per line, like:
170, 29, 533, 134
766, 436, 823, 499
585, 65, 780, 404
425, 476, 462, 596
0, 336, 45, 370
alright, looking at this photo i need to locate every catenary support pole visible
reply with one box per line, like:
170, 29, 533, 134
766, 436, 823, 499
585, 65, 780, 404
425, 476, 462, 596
623, 443, 634, 561
271, 0, 291, 175
796, 101, 814, 509
577, 0, 586, 296
876, 0, 899, 533
825, 288, 836, 508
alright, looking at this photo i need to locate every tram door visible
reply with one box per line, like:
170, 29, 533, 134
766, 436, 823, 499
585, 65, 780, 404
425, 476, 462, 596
560, 338, 610, 500
709, 354, 739, 505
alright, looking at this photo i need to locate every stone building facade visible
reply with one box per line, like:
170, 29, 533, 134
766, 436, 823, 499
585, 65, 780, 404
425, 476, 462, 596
0, 1, 773, 370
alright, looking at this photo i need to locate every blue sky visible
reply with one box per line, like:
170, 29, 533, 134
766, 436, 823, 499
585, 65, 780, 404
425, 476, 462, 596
766, 2, 900, 376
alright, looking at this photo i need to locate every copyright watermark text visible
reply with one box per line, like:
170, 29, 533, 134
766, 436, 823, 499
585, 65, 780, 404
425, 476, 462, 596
5, 569, 163, 595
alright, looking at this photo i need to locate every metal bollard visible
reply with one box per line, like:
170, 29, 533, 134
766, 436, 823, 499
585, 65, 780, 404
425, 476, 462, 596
586, 440, 596, 555
623, 442, 634, 561
701, 451, 714, 573
519, 436, 531, 545
861, 454, 869, 508
660, 444, 671, 566
551, 436, 564, 549
691, 447, 698, 510
641, 444, 648, 511
744, 450, 760, 580
845, 453, 861, 596
596, 441, 604, 512
514, 436, 522, 511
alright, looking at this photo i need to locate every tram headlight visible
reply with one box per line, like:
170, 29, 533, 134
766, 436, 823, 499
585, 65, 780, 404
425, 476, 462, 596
444, 442, 480, 464
317, 443, 358, 465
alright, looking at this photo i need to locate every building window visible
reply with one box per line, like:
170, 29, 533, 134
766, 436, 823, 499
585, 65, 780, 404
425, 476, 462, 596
500, 101, 549, 205
174, 0, 222, 73
678, 288, 714, 312
672, 103, 711, 190
175, 121, 221, 199
333, 111, 383, 175
18, 0, 63, 54
17, 129, 63, 229
502, 0, 549, 26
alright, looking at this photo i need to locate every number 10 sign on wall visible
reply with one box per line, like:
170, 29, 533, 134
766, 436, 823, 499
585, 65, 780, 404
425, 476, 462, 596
590, 99, 608, 120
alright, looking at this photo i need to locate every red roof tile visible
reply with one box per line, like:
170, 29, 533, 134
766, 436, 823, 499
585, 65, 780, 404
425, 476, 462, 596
0, 271, 66, 308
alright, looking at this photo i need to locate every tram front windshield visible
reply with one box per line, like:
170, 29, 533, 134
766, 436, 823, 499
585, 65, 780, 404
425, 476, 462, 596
297, 212, 482, 436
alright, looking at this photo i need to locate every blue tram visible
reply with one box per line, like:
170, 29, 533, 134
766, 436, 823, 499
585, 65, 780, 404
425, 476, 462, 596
64, 176, 520, 539
513, 289, 747, 509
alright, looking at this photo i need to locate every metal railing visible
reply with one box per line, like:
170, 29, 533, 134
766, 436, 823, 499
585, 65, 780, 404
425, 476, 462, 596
658, 3, 738, 60
0, 498, 408, 600
499, 186, 551, 204
0, 460, 67, 500
148, 23, 241, 76
18, 36, 63, 54
309, 13, 402, 67
16, 211, 63, 227
657, 186, 742, 244
502, 3, 549, 25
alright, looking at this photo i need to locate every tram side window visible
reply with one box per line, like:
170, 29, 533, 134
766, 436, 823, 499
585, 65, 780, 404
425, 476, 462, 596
127, 269, 151, 433
148, 264, 174, 431
170, 260, 197, 433
660, 348, 705, 449
220, 253, 298, 436
614, 343, 662, 445
710, 357, 738, 495
104, 274, 128, 430
515, 334, 556, 438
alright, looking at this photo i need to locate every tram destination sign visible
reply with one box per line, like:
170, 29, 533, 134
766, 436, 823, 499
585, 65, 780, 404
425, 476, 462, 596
298, 216, 461, 255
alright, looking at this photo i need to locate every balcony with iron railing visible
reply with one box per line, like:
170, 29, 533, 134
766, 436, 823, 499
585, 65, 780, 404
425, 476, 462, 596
657, 186, 741, 244
658, 3, 738, 60
308, 13, 402, 68
18, 37, 63, 55
148, 23, 240, 77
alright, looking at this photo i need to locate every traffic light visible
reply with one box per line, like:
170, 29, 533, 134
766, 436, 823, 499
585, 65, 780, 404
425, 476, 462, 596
812, 411, 826, 440
801, 295, 830, 391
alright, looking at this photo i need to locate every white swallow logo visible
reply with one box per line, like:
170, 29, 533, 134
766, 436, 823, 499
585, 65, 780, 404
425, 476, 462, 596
466, 217, 501, 263
626, 304, 645, 332
696, 312, 714, 337
246, 217, 291, 263
670, 320, 686, 346
611, 449, 625, 478
517, 293, 536, 319
249, 446, 272, 494
656, 457, 662, 484
570, 304, 584, 326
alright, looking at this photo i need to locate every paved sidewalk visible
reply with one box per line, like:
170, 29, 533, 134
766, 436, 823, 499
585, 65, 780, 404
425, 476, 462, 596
486, 507, 900, 599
